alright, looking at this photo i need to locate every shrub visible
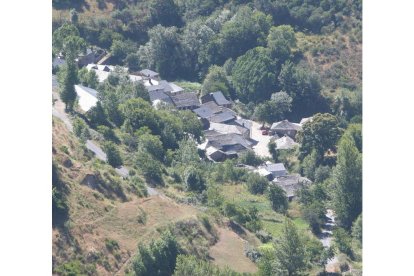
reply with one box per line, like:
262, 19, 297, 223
73, 117, 90, 142
105, 239, 120, 253
103, 141, 123, 168
238, 150, 263, 166
246, 173, 268, 195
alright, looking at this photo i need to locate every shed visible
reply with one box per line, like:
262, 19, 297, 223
265, 162, 287, 178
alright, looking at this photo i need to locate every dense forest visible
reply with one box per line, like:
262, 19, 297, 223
52, 0, 362, 275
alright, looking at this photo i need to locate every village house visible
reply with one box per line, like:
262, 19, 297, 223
200, 132, 254, 161
209, 122, 250, 138
77, 48, 106, 67
136, 69, 160, 80
270, 120, 302, 140
74, 84, 98, 112
200, 91, 232, 108
272, 174, 312, 201
264, 162, 287, 178
170, 92, 200, 110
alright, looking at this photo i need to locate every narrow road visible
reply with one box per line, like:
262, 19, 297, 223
319, 209, 339, 271
52, 75, 158, 196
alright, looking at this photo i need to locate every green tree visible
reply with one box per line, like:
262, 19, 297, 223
149, 0, 182, 27
267, 25, 296, 61
138, 25, 185, 79
301, 149, 320, 181
254, 91, 293, 124
69, 9, 78, 25
297, 113, 342, 158
180, 110, 203, 142
218, 7, 272, 60
273, 218, 307, 276
232, 47, 277, 103
118, 98, 160, 133
184, 166, 206, 192
201, 65, 232, 98
72, 117, 90, 142
174, 255, 242, 276
267, 185, 288, 213
331, 133, 362, 229
333, 228, 353, 257
103, 141, 123, 168
246, 173, 268, 195
352, 214, 362, 245
137, 133, 165, 161
268, 141, 279, 162
97, 125, 119, 143
238, 150, 262, 166
58, 62, 78, 111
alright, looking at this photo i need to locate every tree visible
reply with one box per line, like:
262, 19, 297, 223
267, 185, 288, 213
201, 65, 232, 98
184, 166, 206, 192
254, 91, 293, 124
137, 133, 165, 161
301, 149, 320, 181
72, 117, 90, 142
118, 98, 160, 133
331, 133, 362, 229
138, 25, 185, 79
103, 141, 123, 168
333, 228, 353, 257
267, 25, 296, 62
246, 173, 268, 195
218, 7, 272, 61
149, 0, 182, 27
58, 62, 78, 111
132, 231, 179, 276
352, 214, 362, 245
273, 218, 307, 276
238, 150, 262, 166
278, 61, 327, 120
87, 102, 107, 128
314, 165, 331, 183
302, 201, 325, 234
52, 23, 80, 54
296, 113, 342, 158
179, 110, 203, 141
232, 47, 277, 103
97, 125, 119, 143
268, 141, 279, 162
174, 255, 241, 276
110, 39, 137, 64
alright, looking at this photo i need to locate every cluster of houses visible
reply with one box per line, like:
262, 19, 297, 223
57, 55, 314, 199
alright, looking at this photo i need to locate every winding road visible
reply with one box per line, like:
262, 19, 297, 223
52, 75, 158, 196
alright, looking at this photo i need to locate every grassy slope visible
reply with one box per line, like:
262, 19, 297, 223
52, 118, 199, 275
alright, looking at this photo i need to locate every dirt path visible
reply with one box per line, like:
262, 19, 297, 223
209, 227, 258, 274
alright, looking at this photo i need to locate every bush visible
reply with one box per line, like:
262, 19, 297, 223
73, 117, 90, 142
184, 167, 206, 192
105, 239, 120, 253
97, 125, 119, 143
333, 228, 353, 258
102, 141, 123, 168
238, 150, 263, 166
246, 173, 269, 195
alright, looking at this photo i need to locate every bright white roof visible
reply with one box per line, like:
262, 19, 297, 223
74, 85, 98, 112
169, 82, 184, 93
275, 135, 299, 150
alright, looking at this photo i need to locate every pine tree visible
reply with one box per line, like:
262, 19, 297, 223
332, 133, 362, 229
273, 218, 307, 276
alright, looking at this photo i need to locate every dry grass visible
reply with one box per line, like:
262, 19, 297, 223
209, 227, 258, 274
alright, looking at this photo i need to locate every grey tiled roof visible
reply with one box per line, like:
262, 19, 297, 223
209, 111, 236, 123
140, 69, 159, 77
171, 92, 200, 108
211, 91, 231, 106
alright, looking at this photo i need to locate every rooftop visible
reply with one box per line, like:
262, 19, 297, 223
210, 122, 249, 136
209, 111, 236, 123
271, 120, 302, 131
171, 92, 200, 108
211, 91, 231, 106
74, 85, 98, 112
140, 69, 159, 78
275, 135, 299, 150
265, 163, 286, 173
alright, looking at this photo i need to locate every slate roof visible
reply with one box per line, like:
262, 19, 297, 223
171, 92, 200, 109
193, 106, 215, 119
149, 90, 173, 105
275, 135, 299, 150
210, 122, 249, 136
211, 91, 231, 106
201, 101, 222, 114
234, 118, 253, 129
271, 120, 302, 131
146, 80, 173, 93
272, 175, 312, 198
207, 133, 252, 150
140, 69, 159, 78
265, 163, 286, 173
209, 111, 236, 123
